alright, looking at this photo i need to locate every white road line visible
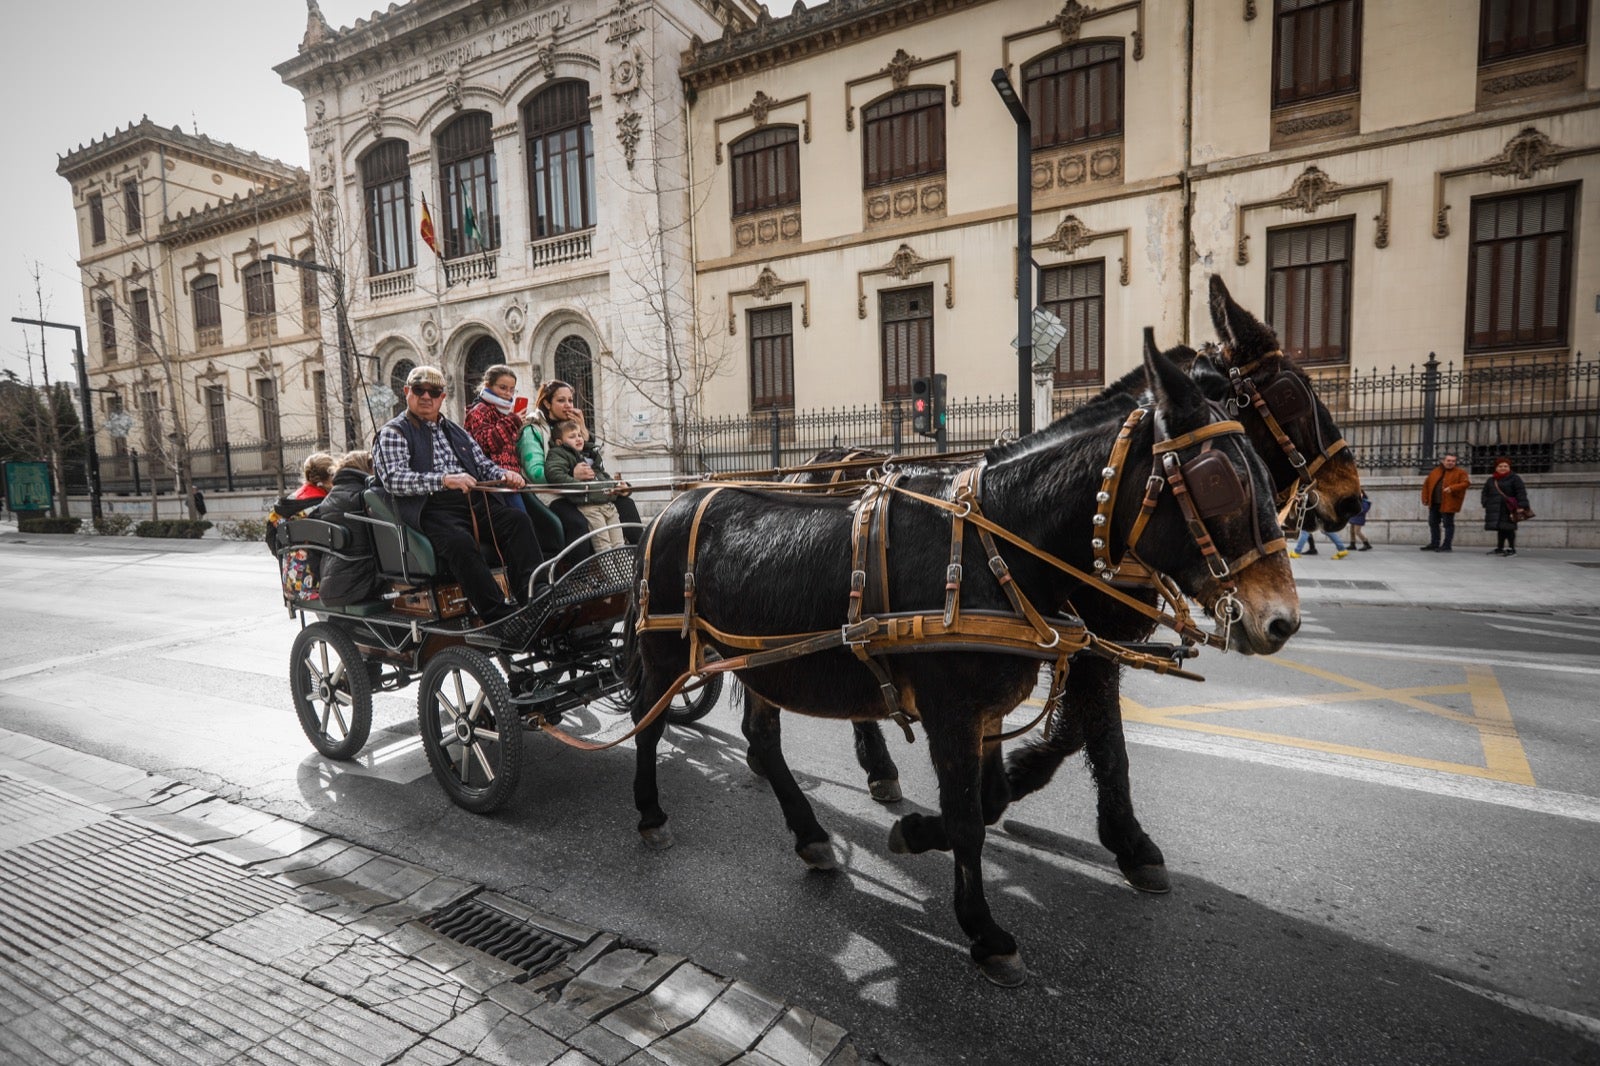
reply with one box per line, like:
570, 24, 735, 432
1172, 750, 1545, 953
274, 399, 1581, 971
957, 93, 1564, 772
1434, 976, 1600, 1044
1123, 724, 1600, 825
1282, 638, 1600, 675
0, 619, 273, 683
1487, 623, 1600, 644
1474, 613, 1600, 631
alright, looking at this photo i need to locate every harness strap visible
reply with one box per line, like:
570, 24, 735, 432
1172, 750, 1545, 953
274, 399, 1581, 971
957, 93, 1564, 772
945, 468, 978, 627
844, 476, 914, 738
681, 488, 727, 643
1091, 410, 1145, 578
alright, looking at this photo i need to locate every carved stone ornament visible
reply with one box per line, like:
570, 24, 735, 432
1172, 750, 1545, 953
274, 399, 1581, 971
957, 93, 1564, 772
752, 266, 783, 301
1275, 109, 1353, 136
536, 40, 557, 78
443, 69, 464, 111
313, 99, 326, 120
1481, 64, 1575, 95
420, 317, 440, 353
884, 48, 919, 89
365, 101, 383, 137
1285, 166, 1343, 212
605, 0, 644, 44
749, 90, 775, 126
505, 302, 527, 339
1486, 127, 1565, 180
617, 110, 642, 170
886, 244, 924, 280
611, 48, 643, 100
1045, 215, 1095, 254
1052, 0, 1094, 43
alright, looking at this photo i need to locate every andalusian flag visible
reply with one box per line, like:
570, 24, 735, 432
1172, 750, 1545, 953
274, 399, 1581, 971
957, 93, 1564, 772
458, 180, 483, 250
419, 194, 440, 256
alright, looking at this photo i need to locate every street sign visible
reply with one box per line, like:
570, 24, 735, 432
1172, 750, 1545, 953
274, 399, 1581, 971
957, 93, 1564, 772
1011, 307, 1067, 368
3, 461, 54, 512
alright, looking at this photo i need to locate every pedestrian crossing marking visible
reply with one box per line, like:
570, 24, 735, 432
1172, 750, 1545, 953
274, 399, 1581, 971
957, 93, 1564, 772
1121, 658, 1536, 786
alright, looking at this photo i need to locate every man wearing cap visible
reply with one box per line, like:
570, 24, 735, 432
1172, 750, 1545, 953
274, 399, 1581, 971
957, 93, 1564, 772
374, 365, 542, 627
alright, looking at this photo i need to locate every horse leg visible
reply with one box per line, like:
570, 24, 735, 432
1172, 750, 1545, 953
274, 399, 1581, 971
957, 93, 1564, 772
1083, 694, 1169, 894
915, 715, 1024, 986
1003, 661, 1094, 802
888, 739, 1009, 853
740, 692, 836, 870
632, 646, 678, 850
853, 722, 902, 803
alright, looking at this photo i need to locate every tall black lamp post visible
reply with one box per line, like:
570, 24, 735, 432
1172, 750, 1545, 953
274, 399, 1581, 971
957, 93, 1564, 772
991, 68, 1034, 437
11, 315, 102, 521
266, 253, 357, 449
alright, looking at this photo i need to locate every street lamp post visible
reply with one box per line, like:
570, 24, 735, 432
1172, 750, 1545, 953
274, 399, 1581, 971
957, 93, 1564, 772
991, 68, 1034, 437
266, 253, 357, 449
11, 316, 102, 522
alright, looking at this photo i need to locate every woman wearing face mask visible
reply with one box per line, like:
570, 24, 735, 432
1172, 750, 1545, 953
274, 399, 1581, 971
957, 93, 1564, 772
529, 380, 643, 559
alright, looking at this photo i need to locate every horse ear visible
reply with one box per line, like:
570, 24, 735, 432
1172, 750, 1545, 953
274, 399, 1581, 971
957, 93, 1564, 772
1208, 273, 1281, 362
1144, 329, 1208, 433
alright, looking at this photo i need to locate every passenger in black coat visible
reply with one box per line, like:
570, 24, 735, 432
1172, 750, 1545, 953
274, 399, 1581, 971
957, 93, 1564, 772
312, 453, 383, 605
1481, 457, 1530, 556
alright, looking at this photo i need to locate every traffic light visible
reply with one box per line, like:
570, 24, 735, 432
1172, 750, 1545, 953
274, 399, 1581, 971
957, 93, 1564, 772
909, 374, 947, 439
929, 372, 948, 433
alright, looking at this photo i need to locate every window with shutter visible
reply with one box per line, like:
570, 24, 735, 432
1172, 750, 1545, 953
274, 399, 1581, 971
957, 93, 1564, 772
131, 289, 154, 354
1024, 42, 1124, 150
1041, 262, 1106, 386
206, 385, 227, 448
731, 127, 801, 215
1273, 0, 1362, 107
748, 306, 795, 411
243, 262, 275, 318
879, 286, 935, 399
89, 193, 106, 245
1466, 186, 1574, 352
191, 274, 221, 349
1266, 220, 1353, 366
1480, 0, 1587, 63
123, 180, 142, 234
97, 297, 117, 363
862, 90, 946, 188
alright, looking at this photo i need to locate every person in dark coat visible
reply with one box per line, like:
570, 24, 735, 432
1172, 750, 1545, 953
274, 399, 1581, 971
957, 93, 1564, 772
1481, 457, 1530, 557
311, 451, 383, 606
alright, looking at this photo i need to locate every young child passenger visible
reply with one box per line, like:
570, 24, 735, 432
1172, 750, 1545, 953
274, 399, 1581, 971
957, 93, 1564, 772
543, 420, 623, 550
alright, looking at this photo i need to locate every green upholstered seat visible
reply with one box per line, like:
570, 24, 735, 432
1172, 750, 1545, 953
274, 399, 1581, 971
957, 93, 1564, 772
362, 488, 439, 580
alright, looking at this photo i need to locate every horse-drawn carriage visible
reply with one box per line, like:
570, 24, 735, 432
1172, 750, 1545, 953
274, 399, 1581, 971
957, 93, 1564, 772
277, 487, 720, 813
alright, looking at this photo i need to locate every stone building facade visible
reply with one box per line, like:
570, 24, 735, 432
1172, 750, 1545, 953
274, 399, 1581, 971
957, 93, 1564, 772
681, 0, 1600, 416
57, 119, 325, 494
274, 0, 745, 478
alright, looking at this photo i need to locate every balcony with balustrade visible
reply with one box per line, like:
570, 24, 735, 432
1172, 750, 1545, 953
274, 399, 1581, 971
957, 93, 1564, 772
528, 230, 593, 270
369, 269, 415, 300
444, 253, 498, 286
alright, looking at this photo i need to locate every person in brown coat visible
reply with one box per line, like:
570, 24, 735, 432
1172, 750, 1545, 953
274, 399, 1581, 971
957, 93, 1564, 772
1419, 452, 1470, 552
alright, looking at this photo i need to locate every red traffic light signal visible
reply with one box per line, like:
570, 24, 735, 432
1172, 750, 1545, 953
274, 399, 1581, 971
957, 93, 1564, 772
911, 377, 933, 435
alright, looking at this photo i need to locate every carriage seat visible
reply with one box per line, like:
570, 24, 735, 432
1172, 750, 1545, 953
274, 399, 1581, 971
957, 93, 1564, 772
361, 487, 439, 581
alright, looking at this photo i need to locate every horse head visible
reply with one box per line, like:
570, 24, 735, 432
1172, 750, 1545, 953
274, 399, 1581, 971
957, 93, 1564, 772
1204, 274, 1364, 531
1139, 329, 1300, 655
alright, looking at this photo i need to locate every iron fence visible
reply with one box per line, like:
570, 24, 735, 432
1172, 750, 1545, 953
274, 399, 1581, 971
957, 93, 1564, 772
685, 354, 1598, 477
90, 434, 326, 496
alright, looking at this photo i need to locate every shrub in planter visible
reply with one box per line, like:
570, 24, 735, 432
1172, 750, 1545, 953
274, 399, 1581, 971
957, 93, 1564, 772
134, 519, 213, 539
221, 518, 269, 542
93, 514, 134, 536
18, 516, 83, 534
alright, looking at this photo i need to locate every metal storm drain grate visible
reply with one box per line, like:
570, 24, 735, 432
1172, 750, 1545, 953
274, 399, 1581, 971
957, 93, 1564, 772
424, 896, 581, 977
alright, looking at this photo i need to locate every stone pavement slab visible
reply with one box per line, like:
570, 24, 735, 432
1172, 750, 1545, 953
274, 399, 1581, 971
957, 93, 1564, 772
0, 727, 874, 1066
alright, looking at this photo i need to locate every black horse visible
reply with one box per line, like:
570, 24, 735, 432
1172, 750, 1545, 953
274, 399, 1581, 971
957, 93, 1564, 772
623, 336, 1299, 984
745, 277, 1363, 892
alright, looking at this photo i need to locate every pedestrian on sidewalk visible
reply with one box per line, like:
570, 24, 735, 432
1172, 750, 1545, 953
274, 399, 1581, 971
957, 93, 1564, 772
1349, 491, 1373, 550
1292, 526, 1348, 559
1419, 453, 1469, 552
1482, 456, 1530, 557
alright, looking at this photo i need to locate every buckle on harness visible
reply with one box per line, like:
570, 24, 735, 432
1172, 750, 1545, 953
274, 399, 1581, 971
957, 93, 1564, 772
842, 622, 871, 648
945, 563, 963, 588
683, 572, 696, 596
1206, 554, 1233, 581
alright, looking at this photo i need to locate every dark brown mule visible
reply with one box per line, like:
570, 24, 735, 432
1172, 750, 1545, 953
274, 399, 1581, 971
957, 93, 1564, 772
622, 338, 1298, 985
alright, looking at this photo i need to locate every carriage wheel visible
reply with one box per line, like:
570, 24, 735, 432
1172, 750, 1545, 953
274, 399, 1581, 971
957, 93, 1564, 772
663, 672, 725, 726
289, 622, 373, 760
418, 647, 523, 814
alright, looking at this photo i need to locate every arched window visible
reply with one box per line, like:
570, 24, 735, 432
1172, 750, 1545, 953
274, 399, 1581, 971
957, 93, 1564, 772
1023, 42, 1124, 149
191, 274, 221, 348
553, 335, 596, 433
524, 82, 596, 238
861, 89, 945, 188
462, 336, 505, 400
730, 126, 800, 215
362, 140, 415, 276
389, 358, 416, 417
437, 112, 500, 257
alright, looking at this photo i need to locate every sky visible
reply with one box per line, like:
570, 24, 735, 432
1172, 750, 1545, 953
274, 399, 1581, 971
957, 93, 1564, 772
0, 0, 381, 389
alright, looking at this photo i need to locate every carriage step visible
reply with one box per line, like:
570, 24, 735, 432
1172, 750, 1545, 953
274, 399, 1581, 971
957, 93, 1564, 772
423, 893, 586, 979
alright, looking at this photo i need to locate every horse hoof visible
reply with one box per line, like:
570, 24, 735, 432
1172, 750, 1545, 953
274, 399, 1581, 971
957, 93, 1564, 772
797, 841, 837, 871
977, 952, 1027, 988
868, 778, 902, 804
887, 821, 910, 854
1118, 861, 1171, 894
745, 753, 769, 780
640, 825, 675, 851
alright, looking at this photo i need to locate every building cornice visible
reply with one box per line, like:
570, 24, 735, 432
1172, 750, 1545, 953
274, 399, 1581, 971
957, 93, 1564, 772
159, 179, 312, 248
56, 116, 303, 184
681, 0, 994, 91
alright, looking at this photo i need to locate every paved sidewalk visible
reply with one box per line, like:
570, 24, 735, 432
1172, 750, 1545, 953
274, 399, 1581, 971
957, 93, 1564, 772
1283, 542, 1600, 612
0, 728, 871, 1066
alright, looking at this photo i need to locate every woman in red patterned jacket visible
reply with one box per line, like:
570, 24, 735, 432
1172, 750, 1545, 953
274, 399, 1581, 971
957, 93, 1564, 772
464, 363, 533, 515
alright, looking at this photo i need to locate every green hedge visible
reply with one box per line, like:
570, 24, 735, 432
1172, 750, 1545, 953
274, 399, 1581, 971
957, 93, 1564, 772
18, 516, 83, 534
220, 518, 268, 542
134, 519, 213, 539
93, 514, 134, 536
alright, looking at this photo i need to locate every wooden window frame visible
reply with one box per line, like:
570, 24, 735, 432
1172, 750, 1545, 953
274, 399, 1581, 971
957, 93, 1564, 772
205, 384, 227, 449
862, 89, 946, 189
1024, 41, 1124, 150
191, 274, 221, 332
879, 284, 935, 400
361, 140, 415, 276
1265, 219, 1355, 367
524, 81, 596, 239
731, 126, 801, 216
436, 111, 501, 258
242, 261, 275, 319
130, 288, 154, 354
1040, 261, 1106, 387
747, 305, 795, 412
1272, 0, 1363, 107
123, 179, 142, 235
97, 297, 117, 362
88, 193, 106, 245
1479, 0, 1588, 64
257, 377, 281, 444
1464, 185, 1575, 353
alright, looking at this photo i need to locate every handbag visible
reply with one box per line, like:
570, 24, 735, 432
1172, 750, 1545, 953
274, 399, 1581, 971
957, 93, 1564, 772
1493, 480, 1533, 522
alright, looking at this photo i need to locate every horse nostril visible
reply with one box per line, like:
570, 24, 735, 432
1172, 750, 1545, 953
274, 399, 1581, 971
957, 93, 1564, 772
1268, 615, 1300, 643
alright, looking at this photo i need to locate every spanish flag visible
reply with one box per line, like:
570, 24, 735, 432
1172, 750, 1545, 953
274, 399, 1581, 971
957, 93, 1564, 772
419, 194, 440, 256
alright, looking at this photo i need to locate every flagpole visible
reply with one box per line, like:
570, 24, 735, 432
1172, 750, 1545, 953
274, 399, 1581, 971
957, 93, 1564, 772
420, 193, 447, 376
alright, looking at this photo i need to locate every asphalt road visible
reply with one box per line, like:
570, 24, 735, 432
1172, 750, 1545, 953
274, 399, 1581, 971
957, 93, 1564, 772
1, 537, 1597, 1065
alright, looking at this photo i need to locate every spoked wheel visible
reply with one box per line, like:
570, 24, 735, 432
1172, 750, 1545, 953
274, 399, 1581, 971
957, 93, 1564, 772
289, 622, 373, 760
418, 647, 523, 814
663, 671, 725, 726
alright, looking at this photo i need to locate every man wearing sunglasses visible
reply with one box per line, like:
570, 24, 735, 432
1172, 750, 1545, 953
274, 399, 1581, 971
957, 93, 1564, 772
374, 365, 542, 630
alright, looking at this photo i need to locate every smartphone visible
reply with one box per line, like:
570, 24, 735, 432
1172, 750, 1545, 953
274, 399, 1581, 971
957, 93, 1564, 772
512, 396, 529, 415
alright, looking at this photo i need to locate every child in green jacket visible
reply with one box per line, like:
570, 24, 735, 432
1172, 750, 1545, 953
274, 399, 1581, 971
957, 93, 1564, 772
545, 420, 623, 550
